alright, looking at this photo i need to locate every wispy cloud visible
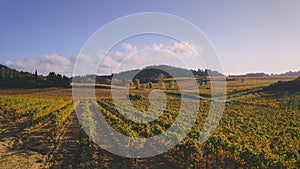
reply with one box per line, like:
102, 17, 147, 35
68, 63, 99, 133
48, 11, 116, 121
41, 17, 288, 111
5, 41, 203, 76
121, 43, 138, 52
96, 41, 203, 73
5, 54, 75, 76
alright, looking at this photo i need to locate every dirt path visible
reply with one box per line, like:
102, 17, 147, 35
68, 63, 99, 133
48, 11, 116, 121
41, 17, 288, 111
46, 112, 84, 169
0, 109, 50, 169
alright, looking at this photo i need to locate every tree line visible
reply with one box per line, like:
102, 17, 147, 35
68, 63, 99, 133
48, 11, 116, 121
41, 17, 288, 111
0, 64, 70, 88
73, 65, 223, 86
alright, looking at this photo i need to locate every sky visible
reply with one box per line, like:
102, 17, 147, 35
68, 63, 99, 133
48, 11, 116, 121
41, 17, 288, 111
1, 0, 300, 76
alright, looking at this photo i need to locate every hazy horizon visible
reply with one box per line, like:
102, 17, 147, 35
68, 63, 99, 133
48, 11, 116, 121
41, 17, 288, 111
1, 62, 299, 78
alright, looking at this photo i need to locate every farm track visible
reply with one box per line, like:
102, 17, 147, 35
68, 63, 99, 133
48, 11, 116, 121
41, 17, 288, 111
167, 87, 264, 102
0, 109, 54, 169
46, 112, 83, 169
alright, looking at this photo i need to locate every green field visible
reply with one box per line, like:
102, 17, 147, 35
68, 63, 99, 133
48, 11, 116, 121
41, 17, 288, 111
0, 77, 299, 168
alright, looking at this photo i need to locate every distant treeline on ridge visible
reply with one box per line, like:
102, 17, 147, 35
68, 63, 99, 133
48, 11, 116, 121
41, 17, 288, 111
1, 63, 299, 88
72, 65, 224, 84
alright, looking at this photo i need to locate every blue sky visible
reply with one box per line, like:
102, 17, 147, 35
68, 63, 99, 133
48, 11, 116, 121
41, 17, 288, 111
1, 0, 300, 75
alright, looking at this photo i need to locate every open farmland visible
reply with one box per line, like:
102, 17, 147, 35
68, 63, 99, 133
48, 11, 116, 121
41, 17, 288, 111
0, 76, 299, 168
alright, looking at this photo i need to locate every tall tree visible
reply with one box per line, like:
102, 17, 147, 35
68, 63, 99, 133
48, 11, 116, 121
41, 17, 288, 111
35, 70, 38, 83
157, 74, 165, 89
168, 80, 175, 90
134, 79, 141, 90
0, 66, 2, 81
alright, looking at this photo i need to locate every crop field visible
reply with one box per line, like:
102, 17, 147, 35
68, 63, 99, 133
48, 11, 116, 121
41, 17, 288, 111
0, 76, 299, 168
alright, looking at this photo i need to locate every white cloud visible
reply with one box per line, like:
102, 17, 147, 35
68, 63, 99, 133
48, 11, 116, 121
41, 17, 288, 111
101, 56, 120, 68
4, 41, 204, 76
114, 51, 127, 62
121, 43, 138, 52
5, 54, 75, 76
94, 41, 204, 73
142, 41, 202, 58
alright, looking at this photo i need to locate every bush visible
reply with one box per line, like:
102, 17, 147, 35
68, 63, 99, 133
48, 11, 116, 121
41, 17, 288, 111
128, 94, 144, 100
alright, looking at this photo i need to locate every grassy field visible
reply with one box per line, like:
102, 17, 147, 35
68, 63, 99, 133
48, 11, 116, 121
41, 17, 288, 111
0, 76, 299, 168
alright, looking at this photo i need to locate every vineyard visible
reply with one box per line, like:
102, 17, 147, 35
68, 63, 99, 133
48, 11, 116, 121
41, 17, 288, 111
0, 77, 299, 168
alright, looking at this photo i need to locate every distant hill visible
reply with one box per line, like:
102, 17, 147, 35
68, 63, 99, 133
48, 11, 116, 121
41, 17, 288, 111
0, 64, 70, 88
113, 65, 196, 83
274, 71, 300, 77
264, 77, 300, 110
73, 65, 224, 84
229, 70, 300, 78
111, 65, 223, 83
229, 72, 269, 78
263, 77, 300, 93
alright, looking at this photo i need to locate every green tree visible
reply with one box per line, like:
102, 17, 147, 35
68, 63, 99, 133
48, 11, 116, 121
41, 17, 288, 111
47, 72, 57, 83
157, 74, 165, 89
105, 78, 112, 85
240, 78, 245, 84
34, 70, 38, 83
140, 84, 147, 89
0, 66, 3, 81
129, 80, 134, 88
135, 79, 141, 90
147, 82, 153, 88
168, 80, 175, 90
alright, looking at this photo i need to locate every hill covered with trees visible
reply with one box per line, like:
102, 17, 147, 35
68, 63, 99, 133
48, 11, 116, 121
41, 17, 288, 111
263, 77, 300, 93
109, 65, 223, 84
264, 77, 300, 110
0, 64, 70, 88
275, 70, 300, 77
72, 65, 224, 85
